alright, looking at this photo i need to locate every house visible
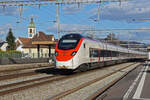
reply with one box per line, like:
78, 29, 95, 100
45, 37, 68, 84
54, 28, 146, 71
16, 18, 56, 58
0, 41, 8, 51
16, 37, 30, 52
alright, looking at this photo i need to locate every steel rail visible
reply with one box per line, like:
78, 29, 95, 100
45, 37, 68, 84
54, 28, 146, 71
0, 71, 39, 81
0, 75, 66, 96
0, 63, 52, 73
0, 75, 56, 90
0, 65, 51, 73
47, 63, 137, 100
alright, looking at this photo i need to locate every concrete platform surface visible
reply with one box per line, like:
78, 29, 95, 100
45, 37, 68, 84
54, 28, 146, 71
100, 61, 150, 100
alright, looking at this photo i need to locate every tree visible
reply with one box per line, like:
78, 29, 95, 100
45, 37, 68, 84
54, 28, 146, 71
105, 33, 117, 41
6, 28, 16, 50
104, 33, 120, 45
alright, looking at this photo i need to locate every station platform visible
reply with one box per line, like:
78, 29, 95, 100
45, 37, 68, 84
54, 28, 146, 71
101, 61, 150, 100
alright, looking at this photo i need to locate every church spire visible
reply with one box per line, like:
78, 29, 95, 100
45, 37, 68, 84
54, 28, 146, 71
28, 18, 36, 38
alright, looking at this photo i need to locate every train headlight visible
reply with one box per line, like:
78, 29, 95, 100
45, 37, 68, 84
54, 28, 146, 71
71, 51, 77, 56
55, 51, 58, 56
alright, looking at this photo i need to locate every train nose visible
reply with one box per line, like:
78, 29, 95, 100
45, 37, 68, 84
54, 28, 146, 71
56, 60, 73, 69
56, 50, 75, 61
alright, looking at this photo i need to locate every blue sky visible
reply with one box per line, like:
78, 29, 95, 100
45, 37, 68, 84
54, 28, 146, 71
0, 0, 150, 44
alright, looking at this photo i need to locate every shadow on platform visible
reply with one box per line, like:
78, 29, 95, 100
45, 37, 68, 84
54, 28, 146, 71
143, 70, 150, 73
35, 67, 74, 75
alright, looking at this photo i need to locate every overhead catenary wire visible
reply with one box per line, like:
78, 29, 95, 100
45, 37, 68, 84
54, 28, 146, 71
61, 28, 150, 32
0, 0, 132, 6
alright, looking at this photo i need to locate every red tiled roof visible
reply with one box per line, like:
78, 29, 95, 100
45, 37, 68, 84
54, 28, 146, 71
32, 31, 54, 41
18, 37, 31, 44
18, 31, 55, 48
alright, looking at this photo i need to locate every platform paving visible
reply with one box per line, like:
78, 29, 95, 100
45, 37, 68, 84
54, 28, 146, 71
100, 62, 150, 100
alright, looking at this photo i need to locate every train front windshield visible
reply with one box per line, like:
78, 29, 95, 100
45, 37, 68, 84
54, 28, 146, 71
58, 39, 80, 50
58, 34, 82, 50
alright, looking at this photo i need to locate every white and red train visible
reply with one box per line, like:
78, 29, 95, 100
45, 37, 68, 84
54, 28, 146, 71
55, 33, 147, 71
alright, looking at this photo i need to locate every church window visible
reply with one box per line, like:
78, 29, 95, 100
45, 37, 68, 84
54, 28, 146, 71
29, 33, 32, 37
30, 29, 32, 33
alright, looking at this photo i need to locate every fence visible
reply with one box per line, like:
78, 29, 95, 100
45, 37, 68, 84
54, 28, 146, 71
0, 52, 22, 58
22, 53, 55, 58
0, 52, 55, 59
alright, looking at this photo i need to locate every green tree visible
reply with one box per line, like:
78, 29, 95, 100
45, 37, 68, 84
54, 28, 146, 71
105, 33, 117, 41
6, 28, 16, 50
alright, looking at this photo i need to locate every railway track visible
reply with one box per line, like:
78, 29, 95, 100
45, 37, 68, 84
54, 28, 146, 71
0, 63, 54, 81
0, 66, 51, 77
0, 71, 39, 81
47, 63, 140, 100
0, 66, 102, 96
0, 75, 65, 96
0, 62, 141, 100
0, 64, 52, 73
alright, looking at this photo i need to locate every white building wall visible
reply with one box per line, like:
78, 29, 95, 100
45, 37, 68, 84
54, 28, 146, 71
23, 48, 55, 58
148, 52, 150, 60
0, 43, 8, 51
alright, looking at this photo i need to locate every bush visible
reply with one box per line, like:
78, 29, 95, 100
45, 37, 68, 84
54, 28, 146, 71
6, 50, 21, 53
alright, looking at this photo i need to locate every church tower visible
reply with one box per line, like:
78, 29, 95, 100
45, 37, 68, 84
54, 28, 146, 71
28, 18, 36, 38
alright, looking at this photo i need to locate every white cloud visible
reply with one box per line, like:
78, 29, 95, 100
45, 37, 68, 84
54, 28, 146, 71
0, 24, 13, 40
47, 23, 91, 32
47, 23, 94, 37
109, 27, 150, 43
62, 4, 83, 14
0, 6, 28, 16
90, 0, 150, 21
0, 7, 18, 16
47, 24, 150, 43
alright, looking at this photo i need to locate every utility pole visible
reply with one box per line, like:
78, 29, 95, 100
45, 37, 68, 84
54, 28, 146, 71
19, 5, 23, 23
97, 1, 101, 22
128, 32, 131, 50
56, 3, 60, 39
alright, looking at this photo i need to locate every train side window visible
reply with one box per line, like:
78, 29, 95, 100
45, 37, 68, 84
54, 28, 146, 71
84, 43, 86, 48
89, 48, 93, 57
89, 48, 99, 57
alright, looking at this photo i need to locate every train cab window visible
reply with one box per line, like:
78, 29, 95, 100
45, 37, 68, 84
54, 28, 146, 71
58, 34, 82, 50
58, 39, 79, 50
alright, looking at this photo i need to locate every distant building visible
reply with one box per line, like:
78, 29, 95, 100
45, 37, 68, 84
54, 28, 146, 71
0, 41, 8, 51
16, 18, 56, 58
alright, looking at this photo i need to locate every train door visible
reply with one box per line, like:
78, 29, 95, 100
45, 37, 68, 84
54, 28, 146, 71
83, 42, 89, 63
102, 43, 105, 62
83, 43, 86, 57
98, 49, 101, 64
